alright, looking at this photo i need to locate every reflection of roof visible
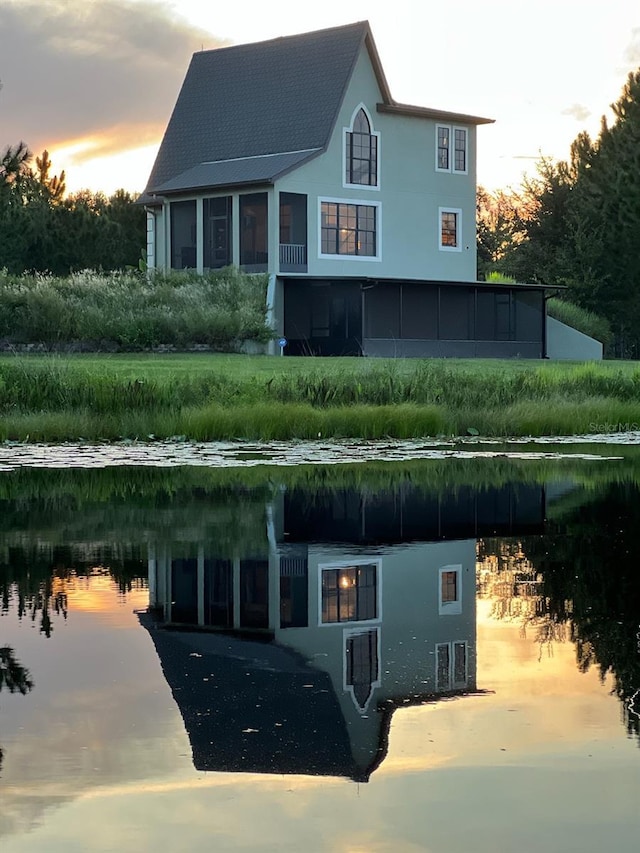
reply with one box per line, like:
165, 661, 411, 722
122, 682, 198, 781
138, 613, 371, 780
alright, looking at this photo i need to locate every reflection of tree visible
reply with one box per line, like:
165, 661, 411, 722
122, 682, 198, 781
0, 646, 34, 694
480, 484, 640, 741
0, 646, 34, 773
0, 545, 147, 635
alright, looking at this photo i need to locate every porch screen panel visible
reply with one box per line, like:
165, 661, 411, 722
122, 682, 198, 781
514, 290, 544, 341
439, 288, 473, 340
365, 284, 400, 338
170, 200, 196, 269
284, 282, 311, 339
203, 196, 231, 269
239, 558, 269, 629
401, 284, 438, 339
240, 193, 268, 268
476, 290, 496, 340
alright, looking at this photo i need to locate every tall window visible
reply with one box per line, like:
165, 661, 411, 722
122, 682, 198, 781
436, 642, 468, 691
345, 629, 379, 710
436, 125, 468, 174
439, 207, 462, 252
345, 107, 378, 186
321, 201, 377, 257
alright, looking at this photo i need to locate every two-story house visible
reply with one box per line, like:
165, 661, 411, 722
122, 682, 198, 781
140, 21, 550, 357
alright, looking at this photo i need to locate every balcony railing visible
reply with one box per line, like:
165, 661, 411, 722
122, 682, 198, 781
279, 243, 307, 268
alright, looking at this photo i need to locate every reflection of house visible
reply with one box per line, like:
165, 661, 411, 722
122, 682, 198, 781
139, 21, 556, 358
145, 483, 545, 780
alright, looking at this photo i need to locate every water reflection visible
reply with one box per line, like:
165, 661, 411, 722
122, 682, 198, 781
140, 480, 552, 780
1, 462, 640, 797
0, 646, 33, 772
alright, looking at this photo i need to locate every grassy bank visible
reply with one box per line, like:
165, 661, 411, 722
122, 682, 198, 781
1, 354, 640, 441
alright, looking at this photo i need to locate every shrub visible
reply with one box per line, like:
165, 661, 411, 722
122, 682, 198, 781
0, 267, 272, 350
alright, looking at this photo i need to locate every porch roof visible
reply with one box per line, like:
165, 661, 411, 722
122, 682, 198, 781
150, 148, 322, 196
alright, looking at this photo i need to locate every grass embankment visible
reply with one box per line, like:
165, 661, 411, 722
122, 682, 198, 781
2, 354, 640, 441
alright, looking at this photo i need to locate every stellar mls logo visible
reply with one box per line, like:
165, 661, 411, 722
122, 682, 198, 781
588, 422, 640, 433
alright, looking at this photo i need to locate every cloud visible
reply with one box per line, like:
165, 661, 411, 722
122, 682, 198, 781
624, 26, 640, 66
0, 0, 226, 158
561, 103, 592, 122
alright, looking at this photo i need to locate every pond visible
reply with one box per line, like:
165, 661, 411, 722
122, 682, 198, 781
1, 444, 639, 852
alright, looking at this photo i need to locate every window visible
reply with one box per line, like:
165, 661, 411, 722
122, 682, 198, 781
321, 563, 378, 623
345, 107, 378, 187
435, 125, 468, 174
439, 207, 462, 252
439, 565, 462, 615
320, 200, 378, 258
345, 628, 380, 711
436, 641, 468, 690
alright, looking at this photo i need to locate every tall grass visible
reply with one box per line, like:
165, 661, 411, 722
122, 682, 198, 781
1, 354, 640, 440
0, 268, 272, 350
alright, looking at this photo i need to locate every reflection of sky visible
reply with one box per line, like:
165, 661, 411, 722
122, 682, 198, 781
1, 578, 639, 852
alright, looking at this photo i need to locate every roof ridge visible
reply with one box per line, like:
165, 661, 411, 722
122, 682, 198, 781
193, 20, 369, 58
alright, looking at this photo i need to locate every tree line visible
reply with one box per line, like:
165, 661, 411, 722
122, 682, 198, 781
478, 69, 640, 357
0, 142, 145, 274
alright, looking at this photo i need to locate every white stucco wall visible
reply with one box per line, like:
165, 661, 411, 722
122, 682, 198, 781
546, 316, 603, 360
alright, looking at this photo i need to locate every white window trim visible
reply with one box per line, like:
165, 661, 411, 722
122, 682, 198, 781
438, 564, 462, 615
317, 558, 382, 627
435, 640, 468, 690
343, 626, 382, 713
435, 124, 468, 175
343, 102, 381, 191
318, 196, 382, 262
438, 207, 462, 253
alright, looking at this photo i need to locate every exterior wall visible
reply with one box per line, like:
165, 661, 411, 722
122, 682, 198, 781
363, 339, 542, 358
546, 316, 603, 360
274, 539, 477, 774
276, 47, 477, 282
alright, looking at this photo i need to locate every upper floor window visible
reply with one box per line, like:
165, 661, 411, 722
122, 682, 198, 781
436, 125, 468, 174
345, 107, 378, 187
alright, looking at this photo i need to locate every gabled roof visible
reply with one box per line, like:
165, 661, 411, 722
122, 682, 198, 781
140, 20, 493, 203
141, 21, 373, 201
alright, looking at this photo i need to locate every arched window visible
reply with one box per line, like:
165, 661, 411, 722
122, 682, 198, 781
345, 108, 378, 187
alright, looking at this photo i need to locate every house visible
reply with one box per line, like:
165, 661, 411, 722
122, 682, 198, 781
140, 21, 552, 358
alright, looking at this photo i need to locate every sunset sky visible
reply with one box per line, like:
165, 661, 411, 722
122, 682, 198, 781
1, 0, 639, 195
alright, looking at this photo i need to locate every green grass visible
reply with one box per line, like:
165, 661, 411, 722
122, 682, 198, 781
1, 353, 640, 441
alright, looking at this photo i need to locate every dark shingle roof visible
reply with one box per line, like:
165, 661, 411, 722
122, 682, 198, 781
140, 20, 494, 202
142, 21, 371, 198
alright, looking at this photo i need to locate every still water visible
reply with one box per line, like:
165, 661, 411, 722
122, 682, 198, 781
1, 451, 640, 852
